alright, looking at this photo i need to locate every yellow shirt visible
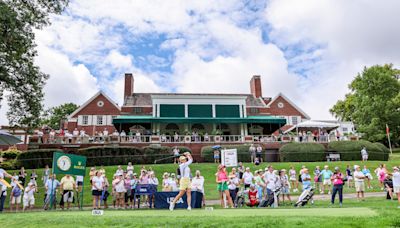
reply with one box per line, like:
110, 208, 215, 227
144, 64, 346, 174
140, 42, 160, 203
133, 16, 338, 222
61, 176, 75, 190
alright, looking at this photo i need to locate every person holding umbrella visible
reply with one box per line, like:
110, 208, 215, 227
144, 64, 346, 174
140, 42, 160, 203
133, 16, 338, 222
212, 145, 221, 163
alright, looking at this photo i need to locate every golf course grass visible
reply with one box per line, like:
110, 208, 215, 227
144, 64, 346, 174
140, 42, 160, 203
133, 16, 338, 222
1, 197, 398, 228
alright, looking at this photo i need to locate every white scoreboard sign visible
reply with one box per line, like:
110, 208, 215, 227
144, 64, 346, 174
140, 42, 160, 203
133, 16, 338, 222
221, 149, 238, 167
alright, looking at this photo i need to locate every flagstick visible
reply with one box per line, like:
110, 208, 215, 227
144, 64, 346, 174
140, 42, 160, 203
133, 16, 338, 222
387, 132, 393, 155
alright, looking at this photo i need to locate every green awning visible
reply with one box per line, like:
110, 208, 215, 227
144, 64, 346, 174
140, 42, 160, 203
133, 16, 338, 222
112, 115, 286, 124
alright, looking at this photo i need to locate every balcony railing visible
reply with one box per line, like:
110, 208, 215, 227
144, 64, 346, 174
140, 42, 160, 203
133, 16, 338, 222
27, 134, 357, 145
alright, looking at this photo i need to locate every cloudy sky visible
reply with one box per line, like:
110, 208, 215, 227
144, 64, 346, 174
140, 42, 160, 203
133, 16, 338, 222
1, 0, 400, 125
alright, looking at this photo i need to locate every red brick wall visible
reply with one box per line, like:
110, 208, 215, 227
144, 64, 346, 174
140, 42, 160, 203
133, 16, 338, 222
124, 73, 133, 99
267, 96, 307, 118
72, 93, 120, 117
121, 106, 153, 115
250, 75, 262, 98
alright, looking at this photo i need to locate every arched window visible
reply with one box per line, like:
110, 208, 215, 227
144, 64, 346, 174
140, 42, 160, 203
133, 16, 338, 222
165, 123, 180, 131
191, 124, 205, 131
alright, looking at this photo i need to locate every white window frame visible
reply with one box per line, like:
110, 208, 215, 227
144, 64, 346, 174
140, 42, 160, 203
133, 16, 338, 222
82, 115, 89, 125
96, 115, 104, 125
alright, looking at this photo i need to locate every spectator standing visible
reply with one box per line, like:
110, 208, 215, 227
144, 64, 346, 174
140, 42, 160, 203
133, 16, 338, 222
391, 167, 400, 208
113, 174, 126, 209
10, 180, 23, 212
162, 173, 172, 191
127, 162, 134, 176
362, 165, 373, 189
169, 173, 178, 191
30, 170, 38, 192
254, 170, 265, 200
361, 146, 368, 161
237, 162, 244, 179
249, 144, 256, 163
92, 171, 104, 209
128, 173, 138, 208
191, 170, 205, 206
331, 167, 344, 206
23, 182, 36, 212
42, 165, 50, 186
320, 166, 333, 194
173, 146, 180, 164
213, 149, 220, 163
354, 165, 366, 201
314, 166, 322, 193
280, 169, 291, 204
216, 165, 234, 208
256, 145, 263, 163
89, 167, 96, 184
115, 165, 124, 176
18, 167, 26, 187
228, 170, 240, 207
346, 165, 354, 188
289, 166, 298, 192
44, 174, 60, 210
263, 165, 277, 199
379, 164, 388, 190
242, 167, 254, 189
60, 174, 76, 210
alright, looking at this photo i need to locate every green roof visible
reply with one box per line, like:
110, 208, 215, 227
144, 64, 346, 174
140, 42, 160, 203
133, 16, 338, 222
112, 115, 286, 124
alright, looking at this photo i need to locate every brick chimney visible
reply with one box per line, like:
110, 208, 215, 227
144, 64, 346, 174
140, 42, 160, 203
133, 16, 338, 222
250, 75, 262, 98
124, 73, 134, 99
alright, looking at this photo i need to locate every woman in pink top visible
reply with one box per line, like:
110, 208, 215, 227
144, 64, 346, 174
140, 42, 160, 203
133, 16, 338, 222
330, 167, 344, 206
216, 165, 234, 208
379, 164, 387, 190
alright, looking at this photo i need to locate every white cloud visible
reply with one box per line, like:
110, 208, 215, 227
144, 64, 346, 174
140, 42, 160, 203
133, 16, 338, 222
265, 0, 400, 119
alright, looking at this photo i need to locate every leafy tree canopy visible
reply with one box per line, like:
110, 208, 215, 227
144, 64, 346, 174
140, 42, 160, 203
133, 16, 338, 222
41, 102, 78, 130
0, 0, 69, 128
330, 64, 400, 145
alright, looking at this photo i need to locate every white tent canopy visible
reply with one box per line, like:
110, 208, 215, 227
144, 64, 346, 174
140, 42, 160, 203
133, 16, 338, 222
284, 120, 340, 133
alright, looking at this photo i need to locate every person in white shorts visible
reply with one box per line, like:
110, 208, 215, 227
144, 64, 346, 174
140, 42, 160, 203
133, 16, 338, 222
320, 166, 333, 194
23, 182, 36, 211
10, 183, 22, 212
391, 166, 400, 208
353, 165, 365, 200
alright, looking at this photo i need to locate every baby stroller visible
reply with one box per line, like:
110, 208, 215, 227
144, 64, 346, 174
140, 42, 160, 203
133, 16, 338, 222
259, 186, 282, 208
294, 187, 315, 207
235, 188, 246, 208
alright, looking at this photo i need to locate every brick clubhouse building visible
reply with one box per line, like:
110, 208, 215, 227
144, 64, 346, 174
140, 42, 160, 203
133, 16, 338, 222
66, 74, 310, 143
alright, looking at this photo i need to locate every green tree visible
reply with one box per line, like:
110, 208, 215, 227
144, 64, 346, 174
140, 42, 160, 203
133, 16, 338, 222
330, 64, 400, 145
41, 103, 79, 130
0, 0, 69, 129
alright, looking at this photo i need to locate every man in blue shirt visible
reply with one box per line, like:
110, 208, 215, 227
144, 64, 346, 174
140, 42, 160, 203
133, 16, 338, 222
44, 174, 60, 210
301, 168, 314, 204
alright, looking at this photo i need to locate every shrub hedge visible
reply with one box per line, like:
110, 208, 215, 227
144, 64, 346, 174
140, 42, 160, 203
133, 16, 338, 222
15, 149, 63, 169
328, 140, 389, 161
14, 146, 192, 169
279, 143, 326, 162
1, 150, 20, 160
201, 144, 253, 162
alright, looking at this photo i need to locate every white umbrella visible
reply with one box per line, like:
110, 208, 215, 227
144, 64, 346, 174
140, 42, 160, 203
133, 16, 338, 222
0, 130, 22, 145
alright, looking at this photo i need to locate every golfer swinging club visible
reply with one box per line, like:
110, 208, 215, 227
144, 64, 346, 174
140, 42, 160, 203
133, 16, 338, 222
170, 152, 193, 211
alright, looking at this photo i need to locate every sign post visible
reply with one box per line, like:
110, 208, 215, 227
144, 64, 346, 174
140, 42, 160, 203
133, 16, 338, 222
221, 149, 238, 167
51, 152, 87, 210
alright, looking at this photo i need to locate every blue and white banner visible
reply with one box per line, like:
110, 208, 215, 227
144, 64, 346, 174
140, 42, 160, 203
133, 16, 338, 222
154, 191, 203, 209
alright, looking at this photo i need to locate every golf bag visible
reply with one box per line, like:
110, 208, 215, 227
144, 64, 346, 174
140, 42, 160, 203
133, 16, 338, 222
259, 187, 281, 208
235, 188, 246, 208
294, 187, 314, 207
